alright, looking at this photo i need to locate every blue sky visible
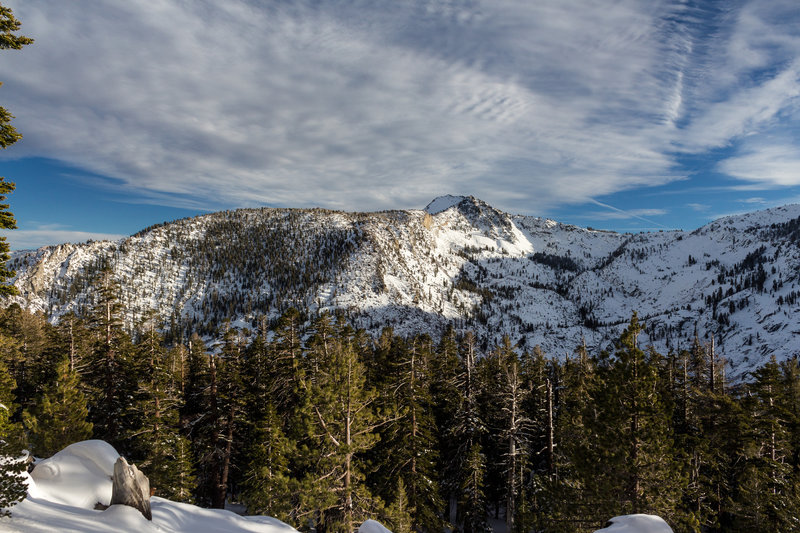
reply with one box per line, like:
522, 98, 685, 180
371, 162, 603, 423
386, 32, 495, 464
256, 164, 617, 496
1, 0, 800, 249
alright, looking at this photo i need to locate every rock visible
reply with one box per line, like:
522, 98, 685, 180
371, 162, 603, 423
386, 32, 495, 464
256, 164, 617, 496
110, 456, 152, 521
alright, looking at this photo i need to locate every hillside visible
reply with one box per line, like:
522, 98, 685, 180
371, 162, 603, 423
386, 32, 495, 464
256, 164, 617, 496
7, 196, 800, 376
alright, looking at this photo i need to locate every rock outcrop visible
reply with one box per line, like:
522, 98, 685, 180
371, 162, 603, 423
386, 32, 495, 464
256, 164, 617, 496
110, 457, 152, 520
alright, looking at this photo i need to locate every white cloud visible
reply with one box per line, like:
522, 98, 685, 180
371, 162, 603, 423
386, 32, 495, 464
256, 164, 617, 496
718, 144, 800, 186
584, 208, 669, 220
679, 61, 800, 150
1, 228, 124, 250
0, 0, 798, 215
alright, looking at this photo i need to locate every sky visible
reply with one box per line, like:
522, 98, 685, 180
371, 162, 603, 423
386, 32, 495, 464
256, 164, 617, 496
1, 0, 800, 249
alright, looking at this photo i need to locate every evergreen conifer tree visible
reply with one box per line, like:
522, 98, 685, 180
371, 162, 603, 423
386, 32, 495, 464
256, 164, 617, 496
86, 266, 137, 450
732, 356, 799, 531
241, 402, 296, 523
431, 326, 462, 523
450, 332, 488, 533
0, 306, 52, 407
131, 318, 196, 502
300, 319, 383, 533
460, 442, 490, 533
22, 358, 92, 458
0, 355, 25, 515
194, 326, 247, 509
384, 478, 413, 533
0, 2, 33, 295
493, 338, 530, 532
582, 314, 683, 520
371, 334, 444, 532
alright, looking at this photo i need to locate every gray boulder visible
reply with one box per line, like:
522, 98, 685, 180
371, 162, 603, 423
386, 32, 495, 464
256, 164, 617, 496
110, 456, 152, 520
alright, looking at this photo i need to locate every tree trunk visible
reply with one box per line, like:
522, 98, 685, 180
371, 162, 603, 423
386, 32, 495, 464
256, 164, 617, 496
546, 377, 554, 476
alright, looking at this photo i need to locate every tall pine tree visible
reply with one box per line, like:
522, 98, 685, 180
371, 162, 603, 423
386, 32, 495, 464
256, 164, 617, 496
0, 355, 25, 515
581, 314, 683, 521
300, 318, 383, 533
23, 358, 92, 458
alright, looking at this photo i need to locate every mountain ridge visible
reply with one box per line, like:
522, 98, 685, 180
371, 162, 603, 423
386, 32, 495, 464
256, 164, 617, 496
7, 198, 800, 378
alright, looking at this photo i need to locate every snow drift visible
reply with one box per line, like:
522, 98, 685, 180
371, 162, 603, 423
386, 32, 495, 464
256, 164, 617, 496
0, 440, 300, 533
594, 514, 674, 533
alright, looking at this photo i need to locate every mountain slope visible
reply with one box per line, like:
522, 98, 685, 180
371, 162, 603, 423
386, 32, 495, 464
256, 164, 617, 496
7, 197, 800, 377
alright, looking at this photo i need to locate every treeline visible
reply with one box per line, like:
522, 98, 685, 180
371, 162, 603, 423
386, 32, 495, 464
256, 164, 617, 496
2, 295, 800, 532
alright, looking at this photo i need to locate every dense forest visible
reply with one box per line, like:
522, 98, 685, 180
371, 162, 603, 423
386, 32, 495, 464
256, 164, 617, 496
1, 275, 800, 533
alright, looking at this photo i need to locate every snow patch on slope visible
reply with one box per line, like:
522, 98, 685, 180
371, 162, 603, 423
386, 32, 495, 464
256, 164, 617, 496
425, 195, 465, 214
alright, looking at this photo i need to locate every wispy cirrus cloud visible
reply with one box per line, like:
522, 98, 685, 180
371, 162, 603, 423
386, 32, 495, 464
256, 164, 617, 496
584, 208, 669, 220
718, 143, 800, 186
0, 0, 798, 220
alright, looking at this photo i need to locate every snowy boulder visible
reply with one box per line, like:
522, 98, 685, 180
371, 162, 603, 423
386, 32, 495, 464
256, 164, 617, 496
359, 519, 392, 533
29, 440, 119, 509
594, 514, 673, 533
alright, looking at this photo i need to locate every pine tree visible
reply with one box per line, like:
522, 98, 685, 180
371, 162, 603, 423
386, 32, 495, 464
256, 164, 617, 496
0, 8, 32, 509
86, 266, 137, 450
300, 319, 383, 533
476, 340, 507, 521
493, 339, 531, 532
519, 345, 560, 532
431, 326, 461, 524
0, 306, 57, 412
183, 333, 210, 426
731, 356, 800, 531
271, 308, 306, 417
371, 334, 444, 532
671, 334, 735, 532
53, 313, 92, 376
131, 317, 196, 502
460, 442, 490, 533
193, 326, 247, 508
384, 478, 413, 533
581, 314, 683, 520
0, 356, 25, 515
450, 331, 488, 533
170, 436, 197, 504
181, 334, 215, 505
22, 358, 93, 458
0, 2, 33, 294
241, 402, 295, 522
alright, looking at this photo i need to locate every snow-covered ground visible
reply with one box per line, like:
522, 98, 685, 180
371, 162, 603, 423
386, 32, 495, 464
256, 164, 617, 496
0, 440, 300, 533
593, 514, 673, 533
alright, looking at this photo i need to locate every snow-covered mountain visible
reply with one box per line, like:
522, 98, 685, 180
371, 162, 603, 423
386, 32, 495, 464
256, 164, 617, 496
7, 196, 800, 377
